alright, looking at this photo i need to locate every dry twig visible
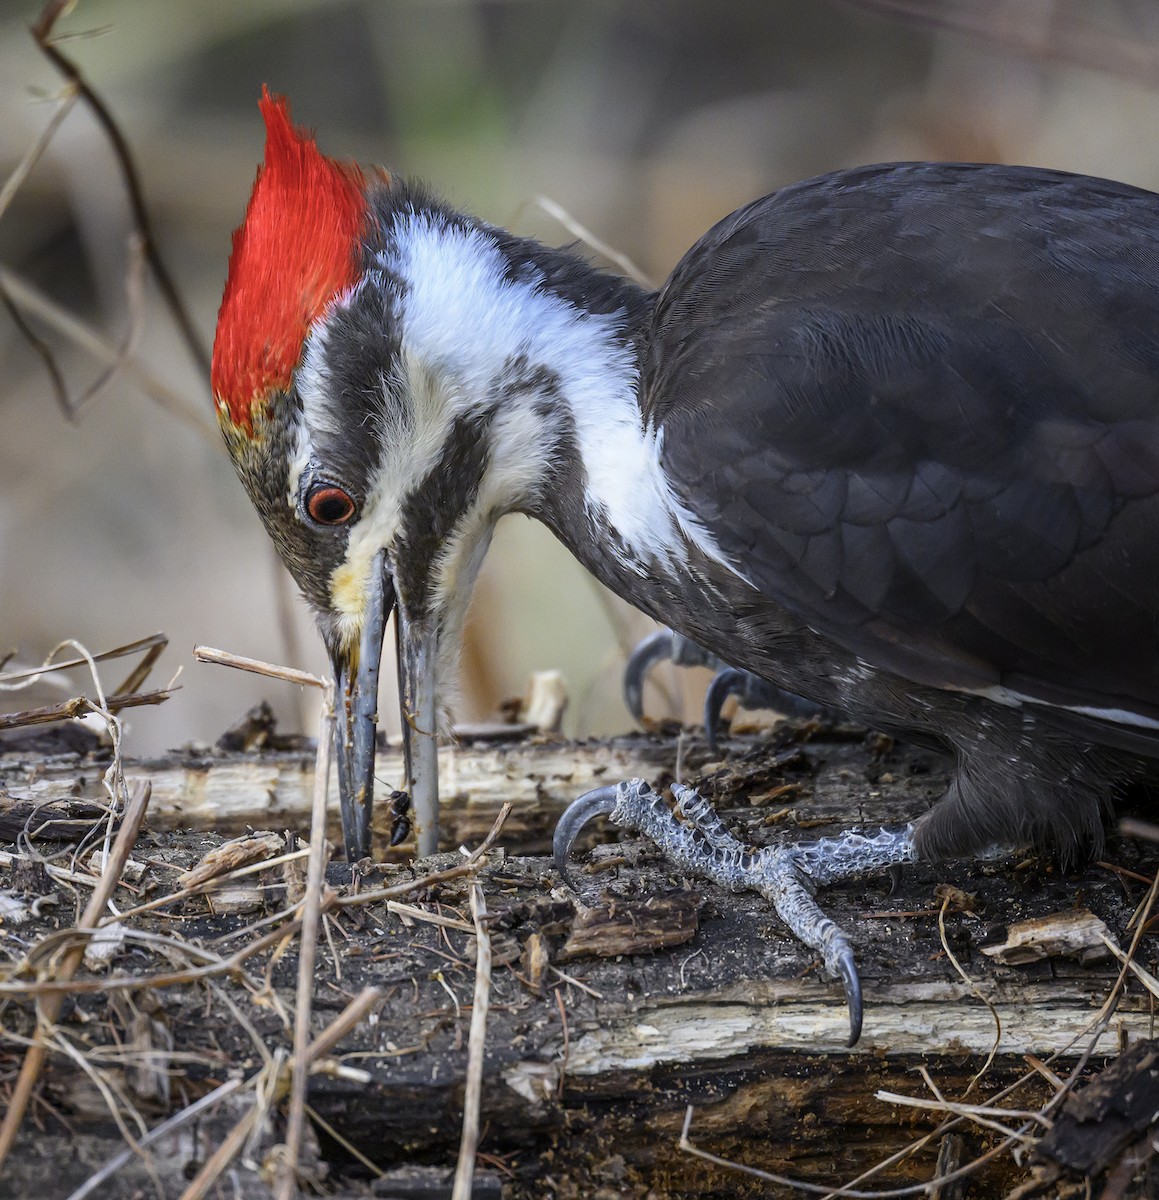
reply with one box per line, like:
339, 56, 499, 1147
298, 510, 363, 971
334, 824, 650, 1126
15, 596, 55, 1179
64, 1076, 246, 1200
275, 681, 335, 1200
0, 687, 172, 730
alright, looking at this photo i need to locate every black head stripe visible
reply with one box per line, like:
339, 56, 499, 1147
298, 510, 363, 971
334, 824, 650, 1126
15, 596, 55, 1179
395, 409, 496, 615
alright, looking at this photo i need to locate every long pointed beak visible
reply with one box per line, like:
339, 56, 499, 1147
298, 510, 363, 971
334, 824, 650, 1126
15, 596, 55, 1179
395, 600, 440, 857
331, 551, 391, 861
329, 553, 441, 861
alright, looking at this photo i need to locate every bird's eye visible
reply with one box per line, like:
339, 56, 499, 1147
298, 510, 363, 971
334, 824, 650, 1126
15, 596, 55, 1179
305, 484, 357, 526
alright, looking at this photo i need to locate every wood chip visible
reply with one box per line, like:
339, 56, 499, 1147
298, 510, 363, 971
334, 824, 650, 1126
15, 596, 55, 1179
520, 669, 568, 733
979, 907, 1116, 965
177, 832, 282, 888
559, 893, 700, 960
522, 931, 549, 990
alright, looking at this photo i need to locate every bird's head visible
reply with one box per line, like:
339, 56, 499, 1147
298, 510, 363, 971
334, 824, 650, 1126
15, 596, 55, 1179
211, 90, 536, 858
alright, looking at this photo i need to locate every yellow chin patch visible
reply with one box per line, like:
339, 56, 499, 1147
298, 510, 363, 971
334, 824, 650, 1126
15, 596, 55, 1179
330, 559, 369, 627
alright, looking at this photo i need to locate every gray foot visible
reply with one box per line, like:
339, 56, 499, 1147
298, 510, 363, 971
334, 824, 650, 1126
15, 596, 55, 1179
622, 628, 831, 747
554, 778, 916, 1045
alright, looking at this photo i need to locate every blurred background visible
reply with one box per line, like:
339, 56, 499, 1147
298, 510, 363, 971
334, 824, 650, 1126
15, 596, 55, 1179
2, 0, 1159, 758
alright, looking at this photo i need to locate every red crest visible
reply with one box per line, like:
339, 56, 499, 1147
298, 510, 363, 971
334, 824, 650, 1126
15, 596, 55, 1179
212, 88, 371, 432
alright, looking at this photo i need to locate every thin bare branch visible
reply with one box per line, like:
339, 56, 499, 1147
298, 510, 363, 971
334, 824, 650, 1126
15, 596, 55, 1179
837, 0, 1159, 86
0, 266, 215, 439
0, 86, 77, 221
30, 0, 211, 381
0, 276, 72, 418
62, 232, 148, 419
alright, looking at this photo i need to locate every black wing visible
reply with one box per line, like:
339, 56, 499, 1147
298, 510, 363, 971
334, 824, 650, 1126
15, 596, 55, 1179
645, 162, 1159, 724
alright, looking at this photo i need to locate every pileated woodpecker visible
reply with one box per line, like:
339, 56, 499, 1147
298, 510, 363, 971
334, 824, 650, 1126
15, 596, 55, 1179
213, 90, 1159, 1042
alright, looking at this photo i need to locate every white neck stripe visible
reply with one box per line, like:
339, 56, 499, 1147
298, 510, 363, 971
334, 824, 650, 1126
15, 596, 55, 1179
380, 211, 735, 574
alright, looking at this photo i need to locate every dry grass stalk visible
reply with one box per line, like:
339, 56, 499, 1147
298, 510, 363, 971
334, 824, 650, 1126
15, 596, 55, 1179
452, 880, 493, 1200
176, 1095, 262, 1200
529, 194, 654, 287
0, 632, 174, 734
0, 778, 151, 1170
306, 985, 383, 1062
63, 1076, 246, 1200
112, 845, 310, 924
936, 893, 1001, 1093
387, 899, 474, 933
193, 644, 325, 690
173, 987, 385, 1200
331, 804, 513, 912
0, 632, 168, 689
0, 809, 512, 1001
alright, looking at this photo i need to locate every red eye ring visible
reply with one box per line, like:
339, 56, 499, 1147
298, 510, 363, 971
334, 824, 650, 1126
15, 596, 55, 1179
306, 484, 357, 526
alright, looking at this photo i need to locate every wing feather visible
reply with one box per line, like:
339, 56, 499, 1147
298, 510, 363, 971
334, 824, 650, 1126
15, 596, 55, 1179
645, 162, 1159, 720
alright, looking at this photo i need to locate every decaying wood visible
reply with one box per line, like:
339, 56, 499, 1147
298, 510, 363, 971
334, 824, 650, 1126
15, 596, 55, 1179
1028, 1040, 1159, 1194
0, 727, 699, 854
2, 721, 1159, 1198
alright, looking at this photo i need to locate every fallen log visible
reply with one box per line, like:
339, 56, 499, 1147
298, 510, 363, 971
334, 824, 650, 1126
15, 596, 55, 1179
1, 721, 1157, 1198
1, 724, 694, 854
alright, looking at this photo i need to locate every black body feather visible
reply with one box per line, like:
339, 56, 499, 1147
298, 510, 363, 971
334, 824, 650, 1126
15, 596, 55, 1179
549, 163, 1159, 864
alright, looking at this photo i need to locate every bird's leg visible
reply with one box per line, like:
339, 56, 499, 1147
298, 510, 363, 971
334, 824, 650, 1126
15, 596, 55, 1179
622, 627, 830, 747
554, 778, 917, 1045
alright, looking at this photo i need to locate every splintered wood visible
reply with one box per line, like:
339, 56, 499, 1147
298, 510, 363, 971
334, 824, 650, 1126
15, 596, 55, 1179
2, 722, 1159, 1199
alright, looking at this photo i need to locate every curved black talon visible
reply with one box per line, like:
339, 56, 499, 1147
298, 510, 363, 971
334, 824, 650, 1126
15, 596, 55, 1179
703, 667, 748, 754
553, 783, 624, 891
705, 668, 833, 752
624, 630, 722, 722
836, 948, 863, 1047
623, 631, 678, 722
